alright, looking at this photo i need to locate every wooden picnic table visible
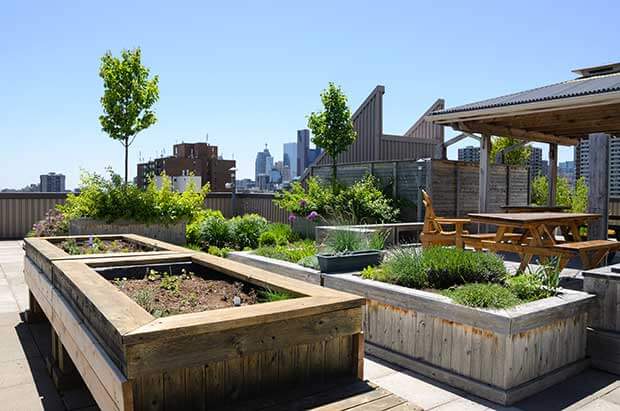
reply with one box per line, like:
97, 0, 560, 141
501, 205, 570, 213
468, 212, 600, 271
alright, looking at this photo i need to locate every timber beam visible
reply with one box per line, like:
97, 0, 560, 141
454, 122, 580, 146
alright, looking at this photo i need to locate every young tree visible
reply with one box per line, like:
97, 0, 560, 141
99, 48, 159, 183
307, 82, 357, 190
572, 176, 588, 212
490, 136, 531, 165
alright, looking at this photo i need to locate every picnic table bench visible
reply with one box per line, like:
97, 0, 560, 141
469, 212, 620, 272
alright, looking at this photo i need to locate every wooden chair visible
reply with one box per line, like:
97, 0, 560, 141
420, 190, 520, 250
420, 190, 473, 249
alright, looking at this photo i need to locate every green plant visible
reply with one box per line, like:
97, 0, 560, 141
99, 48, 159, 183
367, 230, 389, 250
29, 209, 69, 237
132, 289, 154, 313
490, 136, 531, 166
186, 209, 224, 245
255, 240, 317, 263
259, 288, 295, 302
526, 257, 561, 296
228, 214, 269, 249
297, 255, 320, 270
207, 245, 230, 258
443, 283, 521, 309
259, 223, 296, 247
58, 169, 208, 225
572, 177, 588, 212
198, 214, 231, 248
506, 274, 549, 301
360, 265, 391, 282
307, 82, 357, 190
366, 247, 507, 290
324, 229, 364, 253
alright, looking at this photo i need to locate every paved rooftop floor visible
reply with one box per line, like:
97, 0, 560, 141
1, 240, 620, 410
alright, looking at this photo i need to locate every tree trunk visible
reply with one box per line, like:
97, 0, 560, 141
124, 137, 129, 184
331, 160, 337, 192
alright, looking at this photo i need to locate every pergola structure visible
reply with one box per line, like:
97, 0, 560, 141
427, 62, 620, 238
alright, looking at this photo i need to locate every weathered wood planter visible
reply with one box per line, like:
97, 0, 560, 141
582, 264, 620, 374
228, 250, 322, 285
25, 243, 365, 411
323, 273, 594, 405
24, 234, 188, 281
69, 218, 187, 245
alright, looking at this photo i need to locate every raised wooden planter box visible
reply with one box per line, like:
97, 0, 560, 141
24, 244, 365, 411
582, 264, 620, 374
323, 273, 594, 405
228, 250, 322, 285
69, 218, 187, 245
23, 234, 188, 281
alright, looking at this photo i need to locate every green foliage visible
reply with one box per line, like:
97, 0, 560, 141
132, 289, 154, 313
197, 214, 231, 248
572, 177, 588, 212
207, 245, 230, 258
443, 283, 521, 309
259, 288, 295, 302
259, 223, 296, 247
187, 209, 225, 245
367, 230, 389, 250
506, 274, 549, 301
99, 48, 159, 182
307, 83, 357, 188
297, 255, 320, 270
490, 137, 531, 166
58, 169, 208, 224
363, 247, 507, 290
274, 175, 398, 224
229, 214, 269, 249
254, 240, 318, 264
324, 229, 364, 253
532, 175, 586, 211
526, 257, 561, 296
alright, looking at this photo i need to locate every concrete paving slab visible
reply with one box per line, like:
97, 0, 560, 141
0, 322, 41, 362
372, 369, 460, 410
364, 355, 403, 380
576, 398, 620, 410
0, 356, 47, 390
599, 387, 620, 406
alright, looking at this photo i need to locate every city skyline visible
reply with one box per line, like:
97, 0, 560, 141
3, 1, 617, 188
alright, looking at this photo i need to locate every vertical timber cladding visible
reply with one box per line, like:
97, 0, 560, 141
0, 193, 67, 239
428, 161, 528, 217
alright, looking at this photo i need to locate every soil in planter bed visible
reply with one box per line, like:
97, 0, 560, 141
111, 271, 260, 317
60, 238, 153, 255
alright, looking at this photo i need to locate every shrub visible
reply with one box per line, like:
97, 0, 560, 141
506, 274, 549, 301
365, 247, 507, 290
324, 229, 364, 253
59, 169, 209, 225
229, 214, 269, 249
274, 175, 399, 224
186, 209, 224, 245
29, 209, 69, 237
198, 215, 230, 248
207, 245, 230, 258
259, 223, 295, 247
443, 283, 521, 309
255, 240, 317, 263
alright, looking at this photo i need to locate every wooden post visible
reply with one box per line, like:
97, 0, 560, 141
479, 134, 492, 232
548, 143, 558, 206
588, 133, 609, 240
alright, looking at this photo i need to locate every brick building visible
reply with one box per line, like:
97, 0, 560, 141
137, 142, 235, 191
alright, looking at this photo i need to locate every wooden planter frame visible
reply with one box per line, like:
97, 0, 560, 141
323, 273, 594, 405
24, 243, 365, 411
228, 250, 322, 285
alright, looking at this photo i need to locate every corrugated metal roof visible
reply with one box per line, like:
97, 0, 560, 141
430, 71, 620, 116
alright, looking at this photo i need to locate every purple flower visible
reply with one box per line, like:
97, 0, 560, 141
87, 235, 94, 247
307, 211, 319, 221
288, 214, 297, 223
299, 199, 307, 208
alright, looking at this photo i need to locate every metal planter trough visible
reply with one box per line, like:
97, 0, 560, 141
317, 251, 382, 273
323, 273, 594, 405
24, 241, 365, 411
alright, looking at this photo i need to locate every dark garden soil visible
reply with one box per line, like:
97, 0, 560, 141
60, 238, 153, 255
112, 273, 259, 317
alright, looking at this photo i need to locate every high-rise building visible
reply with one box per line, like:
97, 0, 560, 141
255, 144, 272, 181
458, 146, 480, 162
576, 137, 620, 197
40, 172, 66, 192
528, 147, 547, 178
297, 129, 310, 175
558, 160, 576, 188
137, 142, 235, 191
283, 142, 297, 177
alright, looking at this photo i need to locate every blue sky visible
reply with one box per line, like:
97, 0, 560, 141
1, 1, 619, 188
